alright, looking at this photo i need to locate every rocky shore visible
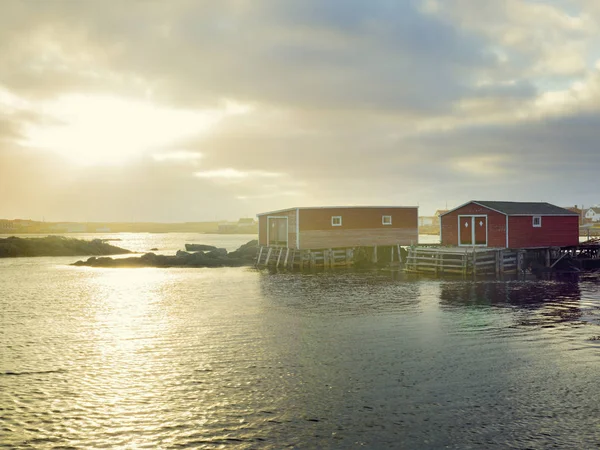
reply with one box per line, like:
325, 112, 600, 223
72, 240, 258, 268
0, 236, 131, 258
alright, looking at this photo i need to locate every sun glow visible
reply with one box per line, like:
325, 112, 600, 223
22, 94, 247, 165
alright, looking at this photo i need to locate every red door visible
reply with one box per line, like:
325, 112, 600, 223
474, 216, 487, 245
460, 217, 472, 245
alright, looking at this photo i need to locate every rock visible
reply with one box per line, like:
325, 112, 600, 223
176, 250, 193, 259
0, 236, 131, 258
185, 244, 218, 252
71, 239, 258, 269
228, 239, 258, 261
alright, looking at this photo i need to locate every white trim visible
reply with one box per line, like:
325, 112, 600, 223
509, 214, 577, 217
331, 216, 342, 226
443, 201, 507, 217
257, 205, 418, 216
505, 215, 509, 249
266, 215, 289, 246
458, 214, 488, 247
532, 215, 542, 227
296, 208, 300, 249
440, 201, 579, 217
382, 215, 392, 225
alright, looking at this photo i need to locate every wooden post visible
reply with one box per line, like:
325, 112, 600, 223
472, 250, 477, 276
256, 246, 263, 266
284, 248, 290, 268
310, 251, 316, 268
372, 246, 378, 264
545, 248, 551, 268
517, 250, 523, 273
266, 247, 273, 266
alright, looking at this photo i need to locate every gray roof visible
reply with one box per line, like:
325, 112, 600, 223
472, 201, 579, 216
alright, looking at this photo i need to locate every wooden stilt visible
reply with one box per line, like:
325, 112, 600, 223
284, 248, 290, 268
257, 246, 263, 266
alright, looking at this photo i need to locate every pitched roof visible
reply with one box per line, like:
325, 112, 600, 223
443, 201, 579, 216
586, 207, 600, 214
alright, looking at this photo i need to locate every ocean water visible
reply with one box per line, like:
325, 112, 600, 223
1, 233, 599, 449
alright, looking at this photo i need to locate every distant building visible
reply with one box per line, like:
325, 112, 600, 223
0, 219, 35, 232
48, 223, 87, 233
440, 200, 579, 248
0, 220, 15, 230
561, 206, 584, 225
237, 218, 256, 228
584, 207, 600, 222
217, 218, 258, 233
257, 206, 418, 249
418, 216, 435, 226
433, 209, 448, 225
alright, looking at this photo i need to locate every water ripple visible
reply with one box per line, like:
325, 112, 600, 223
1, 258, 599, 448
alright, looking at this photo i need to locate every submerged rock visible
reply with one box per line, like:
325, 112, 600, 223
72, 239, 259, 268
0, 236, 131, 258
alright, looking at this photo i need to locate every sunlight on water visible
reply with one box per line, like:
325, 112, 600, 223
1, 234, 599, 449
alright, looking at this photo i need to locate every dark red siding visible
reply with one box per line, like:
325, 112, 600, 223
299, 207, 416, 231
441, 203, 506, 247
508, 216, 579, 248
258, 207, 418, 249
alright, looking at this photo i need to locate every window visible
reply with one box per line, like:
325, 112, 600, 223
382, 215, 392, 225
532, 216, 542, 227
331, 216, 342, 226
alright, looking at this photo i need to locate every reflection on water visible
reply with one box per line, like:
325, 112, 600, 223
1, 254, 600, 448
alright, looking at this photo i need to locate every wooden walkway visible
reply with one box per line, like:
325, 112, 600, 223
404, 247, 523, 276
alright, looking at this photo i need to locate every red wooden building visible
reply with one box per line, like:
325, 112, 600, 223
257, 206, 418, 250
440, 201, 579, 248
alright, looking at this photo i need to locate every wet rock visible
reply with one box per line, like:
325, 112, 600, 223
71, 239, 259, 269
0, 236, 131, 258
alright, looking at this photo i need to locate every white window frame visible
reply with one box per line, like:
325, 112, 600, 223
331, 216, 342, 226
382, 215, 392, 225
532, 216, 542, 227
266, 216, 289, 246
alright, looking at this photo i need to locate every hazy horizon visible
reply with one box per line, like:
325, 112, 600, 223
1, 0, 599, 222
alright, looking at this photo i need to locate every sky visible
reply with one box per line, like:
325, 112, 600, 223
1, 0, 599, 222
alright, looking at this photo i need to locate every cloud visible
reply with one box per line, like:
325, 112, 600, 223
0, 0, 599, 220
152, 150, 203, 162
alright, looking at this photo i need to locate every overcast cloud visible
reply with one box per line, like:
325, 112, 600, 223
0, 0, 598, 221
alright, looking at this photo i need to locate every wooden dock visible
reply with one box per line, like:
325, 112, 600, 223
404, 247, 523, 276
405, 240, 600, 276
255, 240, 599, 274
255, 245, 404, 269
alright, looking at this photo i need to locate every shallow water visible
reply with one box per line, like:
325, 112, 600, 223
1, 234, 599, 448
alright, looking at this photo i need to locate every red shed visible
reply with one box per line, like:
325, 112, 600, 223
440, 201, 579, 248
257, 206, 418, 250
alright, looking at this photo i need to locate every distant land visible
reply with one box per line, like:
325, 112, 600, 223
0, 218, 258, 235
